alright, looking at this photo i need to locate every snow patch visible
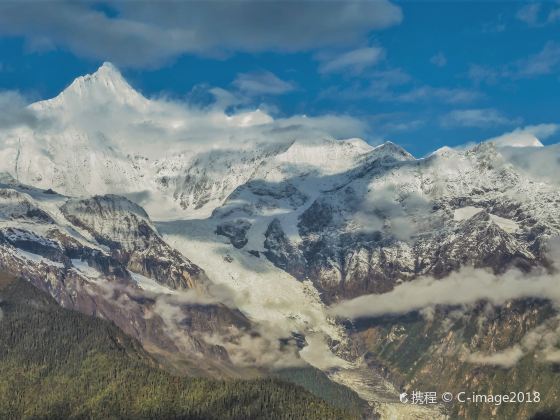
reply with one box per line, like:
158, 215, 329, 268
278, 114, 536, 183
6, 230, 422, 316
71, 259, 102, 279
489, 214, 519, 233
15, 249, 64, 268
454, 206, 519, 232
130, 271, 176, 295
453, 206, 483, 221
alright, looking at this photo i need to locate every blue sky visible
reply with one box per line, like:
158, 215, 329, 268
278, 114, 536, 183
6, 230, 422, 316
0, 1, 559, 156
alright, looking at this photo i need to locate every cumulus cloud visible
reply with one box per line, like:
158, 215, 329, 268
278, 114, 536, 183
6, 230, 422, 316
233, 71, 295, 96
333, 242, 560, 372
330, 266, 560, 320
440, 108, 520, 128
0, 0, 402, 68
85, 269, 308, 368
485, 123, 559, 147
499, 141, 560, 185
318, 46, 385, 74
0, 91, 49, 130
298, 333, 351, 370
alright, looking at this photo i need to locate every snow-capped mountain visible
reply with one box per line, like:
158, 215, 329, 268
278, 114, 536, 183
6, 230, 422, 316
209, 138, 558, 303
1, 63, 300, 217
1, 63, 559, 419
0, 175, 257, 376
32, 62, 150, 112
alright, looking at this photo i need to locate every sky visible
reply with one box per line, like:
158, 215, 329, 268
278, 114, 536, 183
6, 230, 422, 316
0, 0, 559, 156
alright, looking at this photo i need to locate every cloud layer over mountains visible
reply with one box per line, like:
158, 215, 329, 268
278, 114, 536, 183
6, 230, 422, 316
331, 266, 560, 319
331, 238, 560, 320
0, 64, 369, 159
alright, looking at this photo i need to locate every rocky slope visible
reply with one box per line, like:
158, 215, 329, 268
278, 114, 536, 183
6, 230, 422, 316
0, 176, 256, 377
214, 141, 559, 303
61, 194, 207, 290
348, 300, 560, 419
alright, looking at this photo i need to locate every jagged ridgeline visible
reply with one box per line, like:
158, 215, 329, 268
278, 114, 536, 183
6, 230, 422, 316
0, 273, 359, 419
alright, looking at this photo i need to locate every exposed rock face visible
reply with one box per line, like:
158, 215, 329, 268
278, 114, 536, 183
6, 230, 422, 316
181, 140, 559, 419
0, 181, 254, 377
264, 219, 306, 279
61, 195, 207, 290
215, 142, 559, 303
349, 300, 560, 420
0, 188, 55, 223
216, 219, 251, 249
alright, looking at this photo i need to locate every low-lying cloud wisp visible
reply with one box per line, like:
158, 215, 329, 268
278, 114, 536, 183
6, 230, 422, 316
330, 266, 560, 320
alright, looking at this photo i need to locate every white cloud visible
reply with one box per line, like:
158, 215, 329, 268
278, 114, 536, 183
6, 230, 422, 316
352, 186, 429, 241
516, 2, 560, 26
0, 65, 370, 162
319, 68, 410, 100
467, 314, 560, 367
467, 345, 525, 368
515, 41, 560, 77
430, 52, 447, 67
0, 1, 402, 68
318, 46, 385, 74
89, 271, 308, 369
484, 123, 559, 148
504, 123, 559, 140
382, 119, 425, 132
497, 137, 560, 185
202, 326, 305, 369
441, 108, 520, 128
0, 91, 49, 129
330, 265, 560, 320
233, 71, 294, 96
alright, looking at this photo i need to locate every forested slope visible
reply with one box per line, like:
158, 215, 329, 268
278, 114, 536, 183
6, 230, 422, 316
0, 273, 356, 419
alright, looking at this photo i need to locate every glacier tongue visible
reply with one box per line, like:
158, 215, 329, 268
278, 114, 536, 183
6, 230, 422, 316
158, 217, 347, 355
157, 217, 443, 419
